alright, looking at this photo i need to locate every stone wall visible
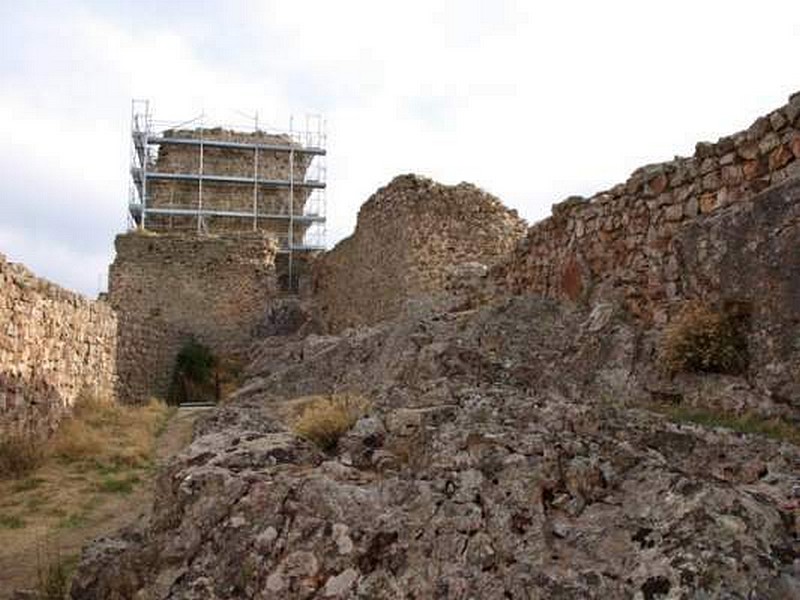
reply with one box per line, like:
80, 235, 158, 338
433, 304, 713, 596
497, 92, 800, 326
145, 128, 314, 242
313, 174, 527, 331
108, 232, 277, 403
0, 254, 117, 438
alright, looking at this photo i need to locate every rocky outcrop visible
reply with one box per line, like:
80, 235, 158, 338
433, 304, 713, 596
0, 254, 117, 439
313, 174, 526, 332
71, 297, 800, 599
673, 177, 800, 411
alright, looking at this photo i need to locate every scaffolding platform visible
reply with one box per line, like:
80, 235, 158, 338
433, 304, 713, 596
131, 168, 326, 189
128, 99, 328, 280
142, 134, 326, 155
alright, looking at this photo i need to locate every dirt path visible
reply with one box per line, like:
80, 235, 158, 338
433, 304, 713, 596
0, 407, 209, 598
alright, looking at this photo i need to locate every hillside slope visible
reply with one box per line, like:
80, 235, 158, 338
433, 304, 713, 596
71, 291, 800, 598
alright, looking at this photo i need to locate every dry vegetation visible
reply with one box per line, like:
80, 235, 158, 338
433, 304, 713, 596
291, 394, 370, 451
661, 301, 749, 375
0, 394, 172, 597
50, 394, 169, 468
0, 435, 44, 480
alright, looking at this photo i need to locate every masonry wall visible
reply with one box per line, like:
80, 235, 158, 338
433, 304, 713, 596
108, 232, 277, 403
146, 128, 314, 241
497, 92, 800, 325
313, 174, 527, 331
0, 254, 117, 439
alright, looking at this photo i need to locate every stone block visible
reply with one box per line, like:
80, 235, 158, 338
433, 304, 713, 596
684, 196, 699, 218
699, 193, 719, 214
759, 132, 781, 155
768, 145, 793, 172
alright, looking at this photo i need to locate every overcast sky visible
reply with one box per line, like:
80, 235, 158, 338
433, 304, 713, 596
1, 1, 799, 296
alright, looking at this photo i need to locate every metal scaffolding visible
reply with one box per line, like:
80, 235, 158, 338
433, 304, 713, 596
128, 100, 328, 260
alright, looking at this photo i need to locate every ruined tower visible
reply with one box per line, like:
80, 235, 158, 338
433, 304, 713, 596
110, 101, 327, 403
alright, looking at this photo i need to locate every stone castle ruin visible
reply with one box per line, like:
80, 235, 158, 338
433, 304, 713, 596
3, 93, 800, 598
107, 105, 328, 402
2, 93, 800, 437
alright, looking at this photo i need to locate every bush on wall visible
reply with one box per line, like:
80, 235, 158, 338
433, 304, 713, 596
661, 300, 749, 375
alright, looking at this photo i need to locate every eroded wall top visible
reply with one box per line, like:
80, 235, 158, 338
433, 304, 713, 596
313, 174, 527, 331
496, 91, 800, 323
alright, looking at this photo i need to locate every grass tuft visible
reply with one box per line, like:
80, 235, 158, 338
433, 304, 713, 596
50, 396, 171, 469
36, 544, 78, 600
292, 394, 371, 452
654, 403, 800, 446
13, 477, 45, 492
0, 434, 45, 480
98, 474, 139, 494
0, 514, 26, 529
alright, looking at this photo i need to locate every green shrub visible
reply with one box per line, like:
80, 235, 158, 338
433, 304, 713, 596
169, 338, 217, 404
175, 338, 216, 383
661, 301, 748, 375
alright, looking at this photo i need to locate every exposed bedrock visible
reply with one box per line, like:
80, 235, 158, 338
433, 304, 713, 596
71, 296, 800, 599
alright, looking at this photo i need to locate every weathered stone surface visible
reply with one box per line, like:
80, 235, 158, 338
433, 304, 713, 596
313, 174, 526, 332
108, 232, 278, 403
674, 178, 800, 406
71, 297, 800, 599
0, 256, 116, 439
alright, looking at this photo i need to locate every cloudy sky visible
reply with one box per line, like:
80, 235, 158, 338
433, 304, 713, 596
1, 1, 799, 296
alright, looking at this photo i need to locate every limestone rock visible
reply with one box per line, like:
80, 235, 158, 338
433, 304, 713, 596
71, 296, 800, 599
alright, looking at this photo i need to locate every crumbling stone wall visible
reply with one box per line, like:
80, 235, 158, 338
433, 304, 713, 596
0, 254, 117, 438
108, 232, 277, 403
313, 175, 527, 331
146, 128, 314, 241
497, 92, 800, 325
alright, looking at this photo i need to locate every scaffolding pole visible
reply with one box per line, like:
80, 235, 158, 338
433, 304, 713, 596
253, 112, 259, 232
289, 145, 295, 291
197, 115, 204, 233
127, 101, 328, 276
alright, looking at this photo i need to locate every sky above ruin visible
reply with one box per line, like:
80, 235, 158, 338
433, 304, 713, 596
1, 0, 799, 296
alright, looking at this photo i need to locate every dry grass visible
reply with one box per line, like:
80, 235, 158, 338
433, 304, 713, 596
292, 394, 370, 451
36, 542, 77, 600
661, 301, 748, 375
0, 434, 44, 480
0, 395, 173, 596
131, 226, 158, 237
51, 396, 170, 468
